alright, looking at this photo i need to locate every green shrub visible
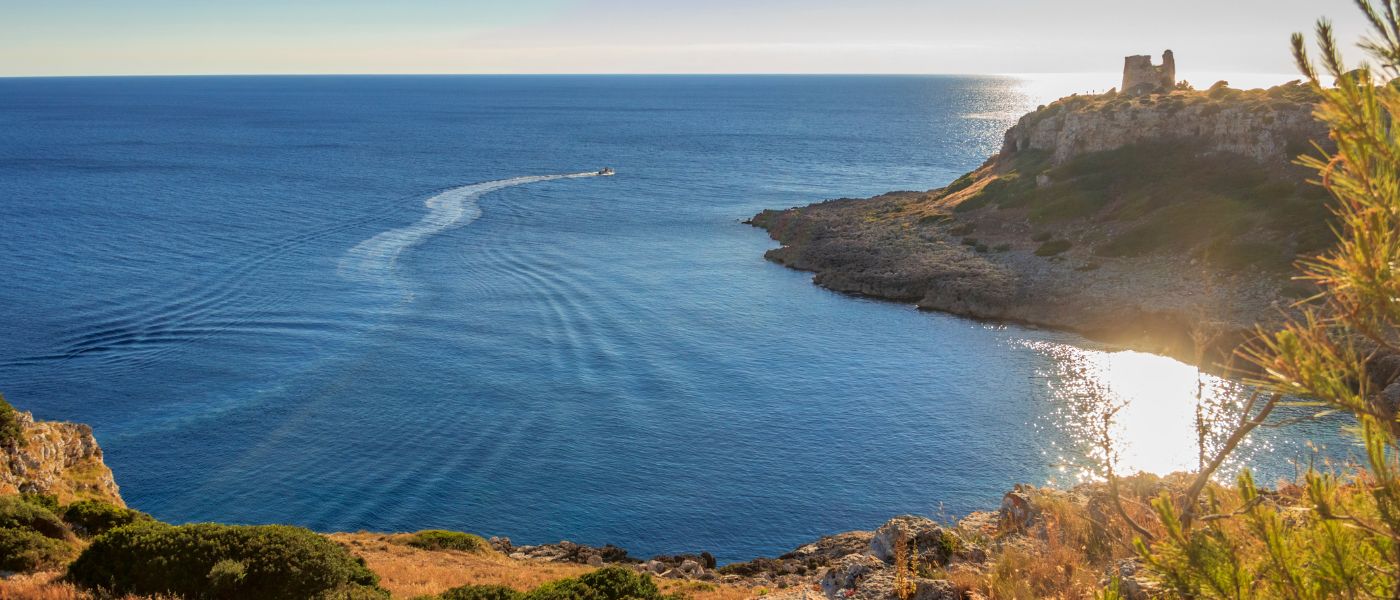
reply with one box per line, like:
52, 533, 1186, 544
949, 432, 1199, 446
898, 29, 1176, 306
520, 567, 669, 600
1034, 240, 1073, 256
20, 492, 59, 513
402, 529, 490, 553
0, 527, 74, 571
0, 495, 70, 540
207, 558, 248, 595
324, 585, 395, 600
0, 393, 24, 448
61, 500, 152, 538
943, 172, 977, 195
953, 192, 993, 213
66, 522, 384, 600
577, 567, 664, 600
441, 584, 524, 600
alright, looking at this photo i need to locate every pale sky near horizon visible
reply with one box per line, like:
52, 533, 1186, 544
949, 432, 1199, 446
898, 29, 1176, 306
0, 0, 1374, 78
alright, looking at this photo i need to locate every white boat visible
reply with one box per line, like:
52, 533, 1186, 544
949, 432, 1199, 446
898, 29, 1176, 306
597, 167, 615, 176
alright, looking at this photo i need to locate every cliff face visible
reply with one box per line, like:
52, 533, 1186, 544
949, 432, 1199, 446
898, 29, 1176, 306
1002, 85, 1325, 166
0, 411, 124, 506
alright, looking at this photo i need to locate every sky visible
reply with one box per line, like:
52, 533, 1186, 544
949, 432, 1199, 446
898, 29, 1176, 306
0, 0, 1374, 78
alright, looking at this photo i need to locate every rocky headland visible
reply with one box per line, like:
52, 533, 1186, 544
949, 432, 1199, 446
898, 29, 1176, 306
0, 402, 123, 507
750, 82, 1331, 366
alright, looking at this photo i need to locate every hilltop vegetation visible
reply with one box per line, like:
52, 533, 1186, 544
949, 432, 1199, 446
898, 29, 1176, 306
946, 140, 1331, 273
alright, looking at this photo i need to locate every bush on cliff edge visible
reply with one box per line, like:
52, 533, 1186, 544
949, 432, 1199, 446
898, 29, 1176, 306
61, 499, 152, 538
402, 529, 490, 553
0, 527, 74, 571
0, 393, 24, 448
426, 568, 671, 600
0, 496, 70, 540
438, 584, 524, 600
66, 522, 386, 599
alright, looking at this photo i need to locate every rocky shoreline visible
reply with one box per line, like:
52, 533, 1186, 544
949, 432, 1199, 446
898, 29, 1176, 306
748, 85, 1332, 367
1, 398, 1170, 599
474, 479, 1165, 600
746, 192, 1277, 366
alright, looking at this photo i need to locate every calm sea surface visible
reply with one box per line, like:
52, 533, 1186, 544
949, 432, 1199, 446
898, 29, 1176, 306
0, 75, 1344, 561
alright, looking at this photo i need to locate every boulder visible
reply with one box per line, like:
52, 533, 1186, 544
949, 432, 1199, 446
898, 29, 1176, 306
870, 516, 952, 566
679, 559, 703, 577
489, 536, 513, 554
999, 488, 1036, 531
820, 553, 884, 599
909, 579, 960, 600
784, 530, 874, 563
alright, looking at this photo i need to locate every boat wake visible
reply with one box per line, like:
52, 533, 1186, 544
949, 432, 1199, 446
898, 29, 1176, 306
339, 172, 602, 284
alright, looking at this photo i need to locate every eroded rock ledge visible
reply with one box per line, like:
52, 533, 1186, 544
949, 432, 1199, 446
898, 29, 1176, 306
0, 409, 124, 506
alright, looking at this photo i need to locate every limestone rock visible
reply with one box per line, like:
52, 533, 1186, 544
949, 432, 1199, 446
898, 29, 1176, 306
999, 489, 1036, 531
783, 530, 874, 563
1001, 90, 1325, 167
820, 553, 884, 599
0, 411, 123, 506
678, 559, 703, 577
870, 516, 951, 566
509, 540, 638, 565
908, 579, 960, 600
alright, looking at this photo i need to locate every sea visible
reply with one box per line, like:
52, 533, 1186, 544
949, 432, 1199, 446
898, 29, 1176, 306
0, 75, 1347, 562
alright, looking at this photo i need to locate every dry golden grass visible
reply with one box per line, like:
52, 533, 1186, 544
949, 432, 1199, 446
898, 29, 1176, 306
330, 533, 758, 600
0, 571, 176, 600
0, 573, 79, 600
944, 481, 1175, 600
330, 532, 592, 597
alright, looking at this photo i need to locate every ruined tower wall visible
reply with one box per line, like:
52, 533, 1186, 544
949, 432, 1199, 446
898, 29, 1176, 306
1122, 50, 1175, 94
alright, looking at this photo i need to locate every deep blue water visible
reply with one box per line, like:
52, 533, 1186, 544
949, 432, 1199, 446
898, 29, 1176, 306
0, 75, 1341, 562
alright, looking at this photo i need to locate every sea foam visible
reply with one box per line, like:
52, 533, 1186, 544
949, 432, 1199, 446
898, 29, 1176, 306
339, 172, 598, 283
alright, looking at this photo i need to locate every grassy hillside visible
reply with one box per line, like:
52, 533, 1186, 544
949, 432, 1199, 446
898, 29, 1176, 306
942, 140, 1332, 273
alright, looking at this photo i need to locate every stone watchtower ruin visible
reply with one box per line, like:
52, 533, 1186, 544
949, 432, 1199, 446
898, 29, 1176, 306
1122, 50, 1175, 94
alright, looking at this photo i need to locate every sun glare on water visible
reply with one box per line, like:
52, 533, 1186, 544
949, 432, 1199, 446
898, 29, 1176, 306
1028, 341, 1271, 482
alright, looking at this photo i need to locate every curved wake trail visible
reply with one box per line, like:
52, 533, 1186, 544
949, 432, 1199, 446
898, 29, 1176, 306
339, 172, 600, 284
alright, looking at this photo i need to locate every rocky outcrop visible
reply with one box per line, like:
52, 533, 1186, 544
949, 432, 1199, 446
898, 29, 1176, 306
1002, 87, 1324, 166
0, 410, 123, 506
869, 516, 951, 566
493, 537, 641, 566
749, 190, 1274, 363
751, 86, 1331, 366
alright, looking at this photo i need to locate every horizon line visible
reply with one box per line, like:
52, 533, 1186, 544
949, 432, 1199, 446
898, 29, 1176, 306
0, 71, 1056, 79
0, 70, 1300, 80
